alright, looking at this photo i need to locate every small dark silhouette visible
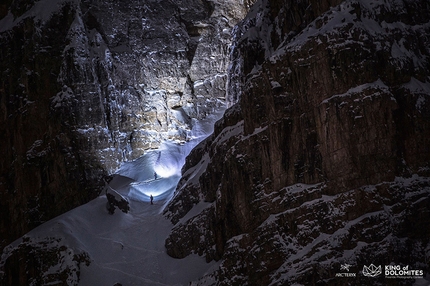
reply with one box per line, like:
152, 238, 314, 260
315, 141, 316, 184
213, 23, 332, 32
154, 172, 158, 180
150, 195, 153, 205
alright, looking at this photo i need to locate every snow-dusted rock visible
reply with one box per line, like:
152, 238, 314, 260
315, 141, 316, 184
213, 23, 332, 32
0, 236, 90, 286
0, 0, 250, 251
105, 186, 129, 214
165, 0, 430, 284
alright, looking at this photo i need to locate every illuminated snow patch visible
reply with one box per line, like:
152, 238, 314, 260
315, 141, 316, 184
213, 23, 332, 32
115, 102, 227, 203
128, 174, 181, 201
152, 140, 192, 178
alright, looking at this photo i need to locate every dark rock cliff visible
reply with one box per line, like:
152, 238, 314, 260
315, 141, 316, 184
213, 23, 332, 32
0, 2, 105, 252
0, 0, 250, 251
165, 0, 430, 284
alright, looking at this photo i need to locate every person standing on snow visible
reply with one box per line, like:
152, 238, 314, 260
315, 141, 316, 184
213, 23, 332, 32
154, 172, 158, 180
150, 195, 153, 205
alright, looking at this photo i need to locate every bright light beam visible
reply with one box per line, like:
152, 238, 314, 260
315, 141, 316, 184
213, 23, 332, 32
117, 104, 227, 202
128, 174, 181, 201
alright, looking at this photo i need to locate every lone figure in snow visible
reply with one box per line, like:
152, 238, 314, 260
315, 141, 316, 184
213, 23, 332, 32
150, 195, 153, 205
154, 172, 158, 180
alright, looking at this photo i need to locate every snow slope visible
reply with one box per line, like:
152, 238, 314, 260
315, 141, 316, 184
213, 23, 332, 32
0, 104, 226, 285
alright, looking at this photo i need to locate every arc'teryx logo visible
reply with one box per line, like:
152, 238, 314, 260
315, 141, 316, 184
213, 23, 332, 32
335, 263, 356, 277
340, 264, 352, 272
363, 264, 382, 277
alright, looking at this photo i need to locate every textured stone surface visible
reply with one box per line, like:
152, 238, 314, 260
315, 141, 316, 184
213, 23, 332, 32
105, 186, 130, 214
164, 0, 430, 284
0, 1, 106, 253
0, 236, 90, 286
0, 0, 250, 251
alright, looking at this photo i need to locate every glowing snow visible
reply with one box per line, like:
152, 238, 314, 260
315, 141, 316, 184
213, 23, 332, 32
115, 102, 226, 202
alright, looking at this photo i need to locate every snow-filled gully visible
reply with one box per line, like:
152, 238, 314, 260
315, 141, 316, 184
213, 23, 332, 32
116, 105, 225, 206
9, 105, 226, 285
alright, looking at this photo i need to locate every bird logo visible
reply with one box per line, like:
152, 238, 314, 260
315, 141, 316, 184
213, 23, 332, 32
340, 264, 352, 272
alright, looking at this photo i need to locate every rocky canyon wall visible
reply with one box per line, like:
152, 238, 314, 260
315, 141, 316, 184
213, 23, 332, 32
0, 0, 251, 250
165, 0, 430, 284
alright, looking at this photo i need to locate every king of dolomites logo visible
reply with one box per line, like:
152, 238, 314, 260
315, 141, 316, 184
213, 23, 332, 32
362, 264, 382, 277
385, 265, 424, 279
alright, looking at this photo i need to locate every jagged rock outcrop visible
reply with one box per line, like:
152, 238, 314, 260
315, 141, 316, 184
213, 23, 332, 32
0, 1, 106, 253
54, 0, 253, 168
165, 0, 430, 284
0, 0, 251, 251
0, 236, 90, 286
105, 186, 129, 214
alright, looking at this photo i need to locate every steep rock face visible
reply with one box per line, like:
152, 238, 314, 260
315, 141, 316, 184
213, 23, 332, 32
0, 0, 250, 250
165, 0, 430, 284
0, 2, 105, 252
50, 0, 252, 169
1, 236, 90, 286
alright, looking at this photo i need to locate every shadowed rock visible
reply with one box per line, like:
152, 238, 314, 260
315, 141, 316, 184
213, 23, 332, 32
164, 0, 430, 284
106, 186, 130, 214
